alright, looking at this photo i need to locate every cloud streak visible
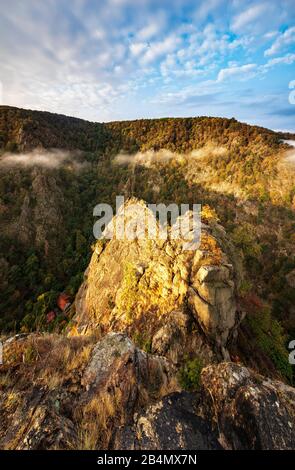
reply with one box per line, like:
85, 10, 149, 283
217, 63, 257, 82
265, 26, 295, 56
231, 3, 268, 32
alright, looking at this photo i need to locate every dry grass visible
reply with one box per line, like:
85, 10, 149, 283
43, 371, 64, 390
5, 391, 21, 412
35, 335, 95, 390
3, 337, 38, 365
67, 344, 93, 372
3, 333, 96, 391
76, 392, 116, 449
0, 371, 12, 389
158, 375, 179, 398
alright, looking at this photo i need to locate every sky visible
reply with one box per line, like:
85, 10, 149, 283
0, 0, 295, 131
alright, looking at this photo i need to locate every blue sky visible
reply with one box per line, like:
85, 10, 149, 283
0, 0, 295, 130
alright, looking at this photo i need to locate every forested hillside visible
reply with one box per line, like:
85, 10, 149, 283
0, 105, 294, 384
0, 104, 287, 152
0, 105, 109, 152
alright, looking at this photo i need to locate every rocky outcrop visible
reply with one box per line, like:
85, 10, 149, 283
1, 333, 295, 450
188, 263, 237, 355
82, 332, 174, 395
4, 168, 65, 257
72, 198, 244, 360
30, 169, 65, 254
115, 392, 221, 450
0, 332, 177, 450
199, 362, 295, 450
77, 332, 178, 449
115, 361, 295, 451
1, 392, 78, 450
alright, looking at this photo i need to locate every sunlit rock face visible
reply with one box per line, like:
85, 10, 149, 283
72, 198, 244, 361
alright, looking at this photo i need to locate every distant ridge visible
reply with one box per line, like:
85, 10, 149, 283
1, 104, 293, 154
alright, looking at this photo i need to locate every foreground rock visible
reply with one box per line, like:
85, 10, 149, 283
3, 395, 77, 450
115, 392, 221, 450
0, 332, 176, 450
0, 333, 295, 450
79, 333, 177, 448
200, 362, 295, 450
115, 362, 295, 451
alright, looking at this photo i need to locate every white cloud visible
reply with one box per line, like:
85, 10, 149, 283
264, 31, 278, 39
136, 15, 166, 41
159, 23, 251, 80
194, 0, 225, 21
0, 0, 294, 128
231, 3, 268, 32
264, 26, 295, 56
140, 34, 180, 64
228, 35, 254, 50
130, 42, 147, 56
152, 79, 218, 106
93, 28, 106, 40
264, 53, 295, 67
113, 145, 227, 168
217, 63, 257, 82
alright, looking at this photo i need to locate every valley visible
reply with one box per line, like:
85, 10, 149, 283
0, 105, 294, 450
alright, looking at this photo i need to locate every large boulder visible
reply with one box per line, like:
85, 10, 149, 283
200, 362, 295, 450
188, 263, 237, 352
81, 332, 176, 408
79, 332, 178, 448
114, 392, 221, 450
0, 386, 77, 450
113, 360, 295, 451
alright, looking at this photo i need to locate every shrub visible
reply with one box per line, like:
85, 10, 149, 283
246, 304, 293, 383
201, 204, 220, 223
178, 357, 203, 391
132, 331, 152, 353
232, 223, 261, 258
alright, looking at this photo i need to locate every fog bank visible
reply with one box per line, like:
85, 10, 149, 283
0, 149, 89, 171
113, 144, 227, 168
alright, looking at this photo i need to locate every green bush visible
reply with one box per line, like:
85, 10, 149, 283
247, 306, 293, 383
178, 357, 203, 391
132, 331, 152, 353
231, 223, 261, 258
